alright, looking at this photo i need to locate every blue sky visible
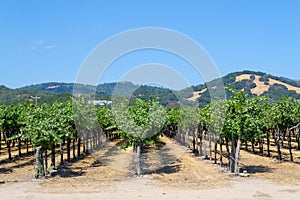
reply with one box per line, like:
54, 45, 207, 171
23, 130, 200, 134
0, 0, 299, 89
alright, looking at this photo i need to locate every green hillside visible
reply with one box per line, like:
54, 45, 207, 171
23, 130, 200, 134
1, 70, 300, 106
0, 85, 71, 105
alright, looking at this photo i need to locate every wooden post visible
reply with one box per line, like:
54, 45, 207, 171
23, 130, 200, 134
7, 140, 12, 160
35, 147, 40, 179
135, 141, 141, 176
26, 139, 29, 155
230, 134, 237, 173
220, 137, 223, 166
234, 138, 241, 175
267, 131, 270, 157
214, 136, 218, 164
67, 139, 71, 161
77, 137, 81, 157
51, 144, 55, 168
196, 129, 200, 155
35, 147, 44, 179
259, 139, 264, 155
199, 133, 203, 156
17, 138, 21, 157
192, 129, 196, 152
72, 139, 76, 159
45, 149, 48, 173
85, 131, 89, 153
209, 133, 212, 160
225, 137, 230, 169
251, 140, 255, 153
60, 142, 63, 164
203, 141, 207, 159
288, 130, 293, 162
276, 128, 282, 161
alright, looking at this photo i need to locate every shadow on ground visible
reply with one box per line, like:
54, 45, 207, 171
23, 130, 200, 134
143, 164, 181, 175
138, 142, 181, 175
0, 158, 35, 174
51, 165, 86, 178
240, 165, 273, 174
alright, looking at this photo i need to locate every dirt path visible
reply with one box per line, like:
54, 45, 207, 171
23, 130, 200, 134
140, 135, 185, 174
1, 136, 300, 199
1, 175, 300, 200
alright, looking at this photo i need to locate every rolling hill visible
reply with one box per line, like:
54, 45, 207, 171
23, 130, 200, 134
188, 70, 300, 104
0, 85, 71, 105
1, 70, 299, 106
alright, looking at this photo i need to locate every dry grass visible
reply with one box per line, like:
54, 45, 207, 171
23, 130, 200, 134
235, 74, 300, 96
239, 149, 300, 186
0, 155, 35, 188
149, 136, 230, 189
187, 88, 207, 102
38, 139, 134, 193
187, 73, 300, 102
2, 134, 300, 194
150, 152, 230, 189
38, 154, 130, 193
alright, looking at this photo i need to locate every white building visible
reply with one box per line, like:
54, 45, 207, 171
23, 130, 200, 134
87, 100, 112, 105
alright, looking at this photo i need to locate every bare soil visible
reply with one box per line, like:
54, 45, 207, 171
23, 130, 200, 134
1, 136, 300, 199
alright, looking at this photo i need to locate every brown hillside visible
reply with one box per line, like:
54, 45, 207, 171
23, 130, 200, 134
236, 74, 300, 96
187, 88, 207, 101
188, 73, 300, 101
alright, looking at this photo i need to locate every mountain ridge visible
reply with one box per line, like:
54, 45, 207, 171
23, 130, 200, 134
1, 70, 299, 105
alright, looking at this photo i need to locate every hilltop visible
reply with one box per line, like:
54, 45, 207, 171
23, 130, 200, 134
188, 70, 300, 105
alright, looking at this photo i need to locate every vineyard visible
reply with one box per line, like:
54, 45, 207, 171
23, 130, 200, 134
1, 87, 300, 183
